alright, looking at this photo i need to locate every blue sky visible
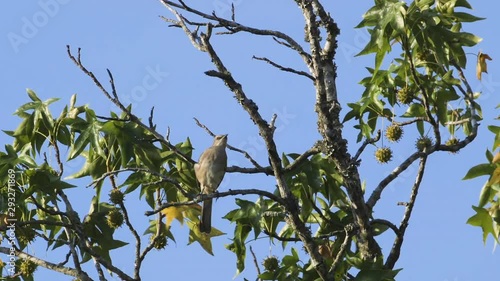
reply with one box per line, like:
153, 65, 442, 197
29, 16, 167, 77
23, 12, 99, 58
1, 1, 499, 280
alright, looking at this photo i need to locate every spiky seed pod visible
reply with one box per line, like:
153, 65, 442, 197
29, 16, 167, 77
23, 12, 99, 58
415, 136, 433, 152
150, 235, 168, 250
445, 138, 459, 146
385, 124, 404, 142
19, 259, 37, 276
109, 189, 125, 205
397, 87, 414, 105
107, 209, 124, 229
375, 147, 393, 164
17, 227, 36, 244
445, 138, 460, 154
262, 256, 280, 272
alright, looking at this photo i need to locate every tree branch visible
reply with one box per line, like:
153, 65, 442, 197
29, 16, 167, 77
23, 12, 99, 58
193, 117, 267, 171
353, 130, 381, 163
385, 155, 427, 269
283, 143, 321, 173
192, 13, 329, 279
67, 45, 195, 165
299, 0, 380, 268
86, 167, 192, 199
371, 218, 400, 236
262, 229, 346, 242
0, 247, 92, 281
145, 188, 286, 216
252, 56, 315, 80
159, 0, 312, 66
328, 224, 355, 279
366, 151, 426, 210
249, 246, 262, 280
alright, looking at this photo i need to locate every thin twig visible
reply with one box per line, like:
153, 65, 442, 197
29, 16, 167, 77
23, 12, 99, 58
67, 45, 195, 165
249, 246, 262, 280
145, 188, 286, 216
86, 167, 192, 199
262, 228, 347, 242
283, 143, 321, 173
385, 155, 427, 269
353, 130, 381, 163
0, 247, 92, 281
328, 224, 355, 278
367, 151, 426, 210
371, 219, 400, 236
159, 0, 312, 65
252, 56, 315, 80
96, 115, 131, 121
193, 117, 266, 170
388, 117, 427, 126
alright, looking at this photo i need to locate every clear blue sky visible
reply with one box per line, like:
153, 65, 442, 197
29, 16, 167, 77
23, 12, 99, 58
1, 1, 499, 280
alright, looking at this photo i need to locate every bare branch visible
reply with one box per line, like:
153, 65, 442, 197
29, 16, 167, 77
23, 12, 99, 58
388, 117, 427, 127
249, 246, 262, 280
145, 188, 286, 216
328, 225, 355, 279
385, 155, 427, 269
96, 115, 130, 122
0, 247, 92, 281
262, 228, 348, 242
371, 219, 400, 236
193, 117, 267, 170
353, 130, 381, 163
252, 56, 315, 80
160, 4, 205, 51
159, 0, 312, 66
269, 113, 278, 133
86, 167, 192, 199
367, 151, 426, 210
311, 0, 340, 60
149, 106, 156, 129
17, 220, 72, 228
300, 0, 380, 265
231, 3, 236, 22
67, 45, 195, 165
226, 165, 273, 175
283, 143, 321, 173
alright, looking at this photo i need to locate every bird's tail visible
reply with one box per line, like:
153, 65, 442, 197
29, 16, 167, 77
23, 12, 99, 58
199, 198, 212, 233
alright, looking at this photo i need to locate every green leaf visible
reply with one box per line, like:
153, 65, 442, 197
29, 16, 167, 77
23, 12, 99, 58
467, 206, 494, 243
354, 268, 400, 281
372, 221, 390, 236
223, 199, 261, 238
26, 88, 41, 102
225, 223, 251, 275
453, 12, 485, 22
463, 163, 494, 180
478, 182, 494, 208
402, 103, 425, 118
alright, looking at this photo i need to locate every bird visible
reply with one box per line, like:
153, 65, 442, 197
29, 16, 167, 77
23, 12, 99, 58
194, 134, 227, 233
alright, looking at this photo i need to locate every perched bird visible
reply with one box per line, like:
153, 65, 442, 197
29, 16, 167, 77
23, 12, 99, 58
194, 135, 228, 233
